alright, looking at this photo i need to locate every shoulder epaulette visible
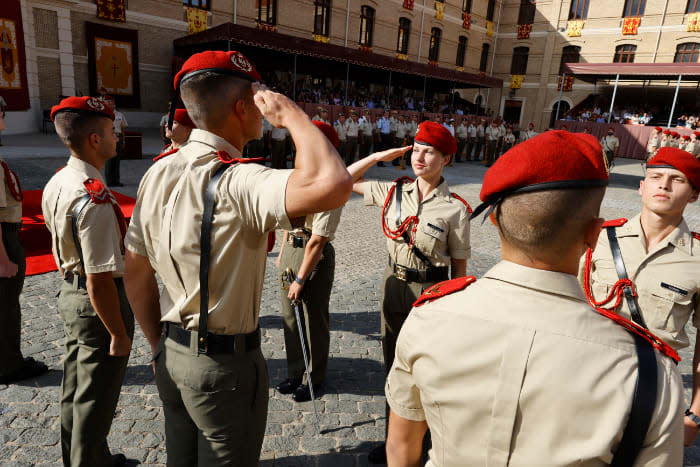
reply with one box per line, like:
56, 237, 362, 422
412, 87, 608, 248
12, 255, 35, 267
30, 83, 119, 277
602, 218, 628, 228
413, 276, 476, 308
217, 151, 266, 165
153, 147, 178, 162
83, 178, 110, 204
693, 232, 700, 241
450, 193, 473, 214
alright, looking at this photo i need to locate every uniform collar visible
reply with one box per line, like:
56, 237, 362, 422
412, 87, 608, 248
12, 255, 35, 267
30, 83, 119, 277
484, 260, 587, 302
401, 178, 450, 202
67, 156, 105, 183
187, 129, 242, 158
617, 212, 693, 255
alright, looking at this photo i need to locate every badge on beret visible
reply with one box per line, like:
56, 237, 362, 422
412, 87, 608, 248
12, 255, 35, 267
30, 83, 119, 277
85, 98, 105, 111
231, 52, 252, 73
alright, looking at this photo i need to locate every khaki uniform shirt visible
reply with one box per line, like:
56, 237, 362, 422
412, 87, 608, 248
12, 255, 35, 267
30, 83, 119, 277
364, 179, 470, 269
497, 124, 506, 138
292, 207, 343, 243
395, 122, 407, 140
455, 124, 468, 140
600, 135, 620, 153
311, 114, 329, 124
390, 116, 398, 133
0, 159, 22, 223
504, 132, 516, 144
467, 124, 477, 138
521, 129, 537, 141
647, 134, 660, 153
334, 121, 348, 141
42, 157, 125, 276
485, 126, 499, 141
686, 140, 699, 156
345, 119, 359, 138
660, 137, 671, 149
358, 119, 373, 138
583, 214, 700, 351
270, 126, 289, 141
387, 260, 683, 467
407, 121, 418, 137
130, 129, 293, 335
477, 125, 485, 138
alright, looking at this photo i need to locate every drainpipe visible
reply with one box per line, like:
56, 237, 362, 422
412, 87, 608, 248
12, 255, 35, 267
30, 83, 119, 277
417, 0, 426, 63
345, 0, 350, 47
652, 0, 670, 63
486, 0, 504, 114
233, 0, 237, 24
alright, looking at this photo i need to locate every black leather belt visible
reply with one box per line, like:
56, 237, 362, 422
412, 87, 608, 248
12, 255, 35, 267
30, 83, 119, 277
63, 271, 123, 290
389, 258, 449, 283
288, 233, 308, 248
1, 222, 21, 232
164, 322, 260, 354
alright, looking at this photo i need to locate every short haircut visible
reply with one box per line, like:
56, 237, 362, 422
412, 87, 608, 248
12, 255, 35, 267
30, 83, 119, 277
494, 187, 605, 258
53, 112, 110, 151
180, 72, 252, 130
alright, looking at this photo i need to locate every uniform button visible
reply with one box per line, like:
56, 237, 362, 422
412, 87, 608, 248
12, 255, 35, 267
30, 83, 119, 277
679, 239, 685, 246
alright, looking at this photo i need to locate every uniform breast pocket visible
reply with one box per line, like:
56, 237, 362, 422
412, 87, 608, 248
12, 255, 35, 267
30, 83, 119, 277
415, 221, 448, 256
646, 286, 693, 335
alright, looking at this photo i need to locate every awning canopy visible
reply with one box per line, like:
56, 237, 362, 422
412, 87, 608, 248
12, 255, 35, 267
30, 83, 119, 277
173, 23, 502, 89
561, 62, 700, 82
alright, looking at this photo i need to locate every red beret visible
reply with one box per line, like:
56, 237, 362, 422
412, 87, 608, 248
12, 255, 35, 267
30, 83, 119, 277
694, 131, 700, 137
174, 50, 261, 90
312, 120, 340, 148
647, 148, 700, 189
414, 121, 457, 155
471, 130, 608, 219
173, 108, 195, 128
654, 127, 662, 131
50, 96, 114, 121
663, 130, 671, 135
683, 135, 691, 140
671, 132, 680, 138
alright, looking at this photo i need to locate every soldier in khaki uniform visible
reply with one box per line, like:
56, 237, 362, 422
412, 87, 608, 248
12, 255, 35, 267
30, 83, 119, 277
466, 119, 477, 161
43, 96, 134, 467
344, 110, 360, 165
688, 132, 700, 157
386, 130, 683, 466
520, 121, 537, 142
348, 121, 471, 464
123, 50, 352, 466
312, 106, 329, 124
647, 126, 662, 159
276, 121, 343, 402
0, 156, 48, 384
455, 118, 468, 163
334, 113, 348, 163
484, 120, 499, 166
600, 126, 620, 168
156, 108, 194, 160
358, 109, 374, 159
583, 147, 700, 447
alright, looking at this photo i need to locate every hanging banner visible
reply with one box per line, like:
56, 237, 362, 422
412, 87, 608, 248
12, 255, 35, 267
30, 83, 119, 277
510, 75, 524, 89
96, 0, 126, 23
0, 0, 29, 110
517, 24, 532, 39
403, 0, 414, 10
688, 12, 700, 32
186, 7, 208, 34
486, 20, 494, 37
567, 20, 584, 37
86, 22, 140, 108
558, 75, 574, 91
435, 2, 444, 21
462, 12, 471, 30
622, 16, 641, 35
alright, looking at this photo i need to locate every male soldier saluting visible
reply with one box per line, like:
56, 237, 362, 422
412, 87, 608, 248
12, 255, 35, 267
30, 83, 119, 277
583, 147, 700, 447
386, 131, 683, 466
156, 108, 194, 159
123, 50, 351, 466
43, 96, 134, 467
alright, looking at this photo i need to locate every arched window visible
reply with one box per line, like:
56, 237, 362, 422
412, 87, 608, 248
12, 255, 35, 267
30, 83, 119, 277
314, 0, 332, 37
687, 0, 700, 13
675, 43, 700, 62
397, 18, 411, 54
614, 44, 636, 63
462, 0, 472, 13
623, 0, 645, 17
569, 0, 589, 20
359, 6, 375, 46
518, 0, 536, 25
480, 43, 490, 72
428, 27, 441, 62
456, 36, 468, 67
559, 45, 581, 74
511, 47, 529, 74
257, 0, 277, 25
486, 0, 496, 21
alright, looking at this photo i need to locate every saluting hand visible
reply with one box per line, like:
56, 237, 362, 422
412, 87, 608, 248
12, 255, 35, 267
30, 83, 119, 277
0, 257, 18, 278
253, 84, 302, 129
372, 146, 412, 163
109, 333, 132, 357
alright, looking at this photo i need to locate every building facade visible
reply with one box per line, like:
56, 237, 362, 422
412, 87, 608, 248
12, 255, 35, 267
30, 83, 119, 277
3, 0, 698, 134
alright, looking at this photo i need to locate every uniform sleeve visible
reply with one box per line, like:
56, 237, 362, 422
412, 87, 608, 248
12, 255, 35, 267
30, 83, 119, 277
311, 207, 342, 239
225, 164, 293, 233
77, 202, 124, 274
385, 316, 426, 422
448, 209, 471, 260
124, 175, 149, 258
363, 180, 391, 207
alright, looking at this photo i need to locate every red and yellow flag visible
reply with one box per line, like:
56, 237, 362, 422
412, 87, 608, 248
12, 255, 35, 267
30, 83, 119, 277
510, 75, 524, 89
486, 20, 494, 37
517, 24, 532, 39
403, 0, 414, 10
435, 2, 444, 21
96, 0, 126, 22
688, 12, 700, 32
462, 12, 471, 30
622, 16, 641, 35
567, 20, 584, 37
187, 7, 208, 34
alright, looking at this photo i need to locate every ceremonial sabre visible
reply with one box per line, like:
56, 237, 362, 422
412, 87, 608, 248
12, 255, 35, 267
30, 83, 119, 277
284, 268, 321, 434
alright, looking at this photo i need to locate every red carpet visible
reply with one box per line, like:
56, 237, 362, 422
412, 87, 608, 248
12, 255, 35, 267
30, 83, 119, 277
20, 190, 135, 276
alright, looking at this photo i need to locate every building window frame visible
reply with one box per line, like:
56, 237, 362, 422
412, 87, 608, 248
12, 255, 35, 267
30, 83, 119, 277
675, 42, 700, 62
687, 0, 700, 13
397, 17, 411, 54
428, 27, 441, 62
511, 46, 529, 74
359, 5, 375, 46
313, 0, 331, 37
183, 0, 209, 9
486, 0, 496, 22
568, 0, 589, 19
613, 44, 637, 63
480, 43, 490, 72
257, 0, 277, 25
622, 0, 645, 17
462, 0, 472, 13
559, 45, 581, 74
518, 0, 536, 25
456, 35, 467, 67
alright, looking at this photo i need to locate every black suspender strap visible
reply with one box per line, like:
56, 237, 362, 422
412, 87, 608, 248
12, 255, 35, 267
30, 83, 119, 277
606, 227, 648, 329
610, 333, 658, 467
70, 194, 92, 272
198, 164, 231, 355
394, 179, 434, 268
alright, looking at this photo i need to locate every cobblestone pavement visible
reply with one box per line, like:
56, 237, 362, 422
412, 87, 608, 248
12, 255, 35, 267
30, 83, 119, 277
2, 133, 700, 465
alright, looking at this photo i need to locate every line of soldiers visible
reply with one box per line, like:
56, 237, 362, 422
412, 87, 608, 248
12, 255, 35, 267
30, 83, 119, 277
648, 126, 700, 159
3, 48, 700, 467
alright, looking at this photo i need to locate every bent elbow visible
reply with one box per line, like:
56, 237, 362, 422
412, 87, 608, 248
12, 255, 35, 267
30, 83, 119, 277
320, 172, 353, 210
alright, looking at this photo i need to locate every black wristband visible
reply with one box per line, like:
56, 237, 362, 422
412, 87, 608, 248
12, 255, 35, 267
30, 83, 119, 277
686, 409, 700, 428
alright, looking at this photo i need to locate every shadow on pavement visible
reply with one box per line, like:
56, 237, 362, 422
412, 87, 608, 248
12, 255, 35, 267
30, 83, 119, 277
260, 440, 381, 466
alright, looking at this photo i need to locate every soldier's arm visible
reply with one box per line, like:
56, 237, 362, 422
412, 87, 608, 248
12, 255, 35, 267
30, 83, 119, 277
254, 89, 351, 217
347, 147, 412, 195
124, 250, 162, 353
386, 410, 427, 467
450, 259, 466, 278
287, 234, 327, 301
86, 272, 131, 356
